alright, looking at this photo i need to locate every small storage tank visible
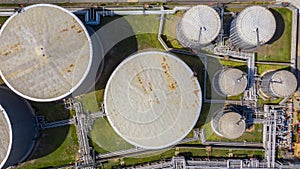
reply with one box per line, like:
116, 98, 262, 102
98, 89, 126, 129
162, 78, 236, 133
211, 108, 245, 139
0, 87, 37, 168
260, 70, 297, 98
213, 68, 247, 96
104, 51, 202, 149
230, 6, 276, 50
0, 4, 92, 102
176, 5, 221, 49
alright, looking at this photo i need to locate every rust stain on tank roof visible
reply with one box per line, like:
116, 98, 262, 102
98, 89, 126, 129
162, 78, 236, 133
161, 56, 177, 91
148, 82, 153, 92
11, 43, 20, 50
137, 75, 147, 94
194, 89, 200, 97
60, 28, 68, 33
1, 43, 21, 56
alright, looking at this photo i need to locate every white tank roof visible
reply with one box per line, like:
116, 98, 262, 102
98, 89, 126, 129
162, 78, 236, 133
0, 4, 92, 102
235, 6, 276, 45
0, 105, 12, 168
179, 5, 221, 46
218, 68, 247, 96
270, 70, 297, 97
104, 51, 202, 149
219, 111, 245, 139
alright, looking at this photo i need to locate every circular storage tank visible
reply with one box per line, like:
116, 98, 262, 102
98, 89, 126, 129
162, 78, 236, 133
213, 68, 247, 96
0, 87, 37, 168
260, 70, 297, 98
0, 4, 92, 102
176, 5, 221, 48
230, 6, 276, 50
211, 108, 245, 139
104, 51, 202, 149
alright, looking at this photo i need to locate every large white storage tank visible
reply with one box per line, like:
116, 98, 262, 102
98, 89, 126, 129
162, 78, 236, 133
211, 108, 245, 139
213, 68, 247, 96
176, 5, 221, 49
230, 6, 276, 50
0, 87, 37, 168
0, 4, 92, 102
104, 51, 202, 149
260, 70, 297, 98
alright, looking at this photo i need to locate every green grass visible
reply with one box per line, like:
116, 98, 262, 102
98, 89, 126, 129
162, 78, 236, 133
0, 16, 8, 25
30, 102, 71, 122
225, 8, 244, 13
102, 149, 175, 168
18, 126, 78, 169
0, 4, 19, 7
123, 149, 175, 166
89, 117, 134, 153
256, 64, 289, 75
102, 147, 264, 168
258, 97, 283, 106
124, 15, 160, 34
227, 93, 243, 100
179, 148, 264, 158
162, 35, 184, 49
204, 122, 263, 143
257, 8, 292, 62
0, 77, 4, 85
90, 139, 109, 154
80, 89, 104, 113
219, 59, 247, 70
162, 13, 184, 49
136, 33, 163, 50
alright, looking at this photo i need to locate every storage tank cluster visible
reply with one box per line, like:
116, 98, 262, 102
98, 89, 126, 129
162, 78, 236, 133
260, 70, 297, 98
0, 4, 92, 167
229, 6, 276, 50
211, 107, 245, 139
176, 5, 276, 51
0, 87, 37, 168
104, 51, 202, 149
213, 68, 247, 96
176, 5, 221, 49
0, 3, 292, 167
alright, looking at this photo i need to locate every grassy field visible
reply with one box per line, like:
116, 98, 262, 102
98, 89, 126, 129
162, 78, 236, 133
257, 97, 283, 106
0, 16, 8, 25
203, 121, 263, 143
124, 15, 159, 34
257, 8, 292, 62
80, 89, 104, 113
218, 59, 247, 70
256, 64, 289, 75
0, 78, 4, 85
89, 117, 134, 153
102, 147, 264, 168
30, 102, 71, 122
18, 126, 78, 169
136, 33, 163, 50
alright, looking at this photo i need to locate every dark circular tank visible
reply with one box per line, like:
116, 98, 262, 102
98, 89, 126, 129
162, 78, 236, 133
0, 86, 37, 168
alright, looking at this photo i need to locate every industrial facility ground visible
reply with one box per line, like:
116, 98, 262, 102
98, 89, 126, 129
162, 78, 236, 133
0, 1, 299, 169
